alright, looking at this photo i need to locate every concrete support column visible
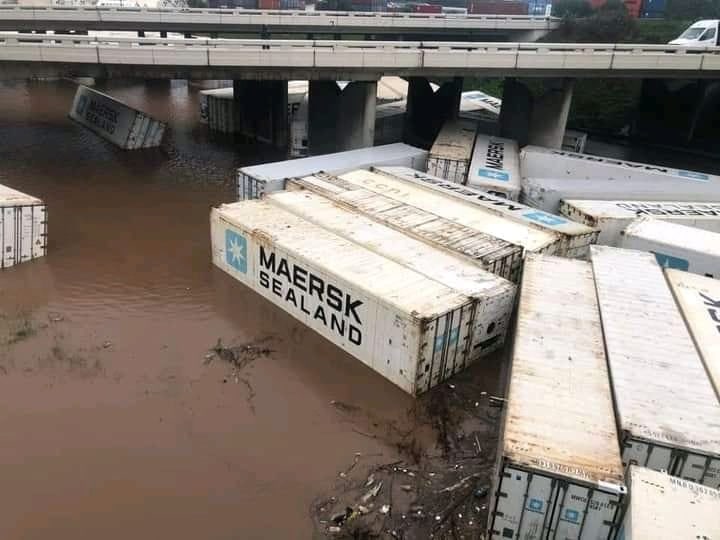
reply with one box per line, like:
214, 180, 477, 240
308, 80, 377, 155
499, 78, 574, 148
233, 80, 288, 148
403, 76, 462, 149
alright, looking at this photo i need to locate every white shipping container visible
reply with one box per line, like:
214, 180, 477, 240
237, 143, 428, 200
617, 467, 720, 540
199, 87, 233, 124
287, 174, 524, 282
0, 184, 47, 269
336, 169, 562, 257
68, 85, 166, 150
374, 167, 598, 257
211, 201, 487, 396
619, 217, 720, 278
265, 190, 516, 360
521, 146, 720, 184
590, 245, 720, 489
427, 118, 477, 184
466, 133, 521, 200
521, 175, 720, 214
489, 254, 625, 540
560, 199, 720, 246
666, 269, 720, 400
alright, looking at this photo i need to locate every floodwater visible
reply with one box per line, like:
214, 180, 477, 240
0, 80, 488, 540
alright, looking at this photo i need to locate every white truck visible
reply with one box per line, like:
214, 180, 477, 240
669, 20, 720, 46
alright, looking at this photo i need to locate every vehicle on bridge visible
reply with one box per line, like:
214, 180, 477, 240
670, 20, 720, 47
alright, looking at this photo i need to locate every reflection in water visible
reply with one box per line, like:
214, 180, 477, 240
0, 80, 414, 540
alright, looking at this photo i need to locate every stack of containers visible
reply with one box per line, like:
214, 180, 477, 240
210, 199, 515, 395
426, 118, 478, 184
488, 254, 625, 540
1, 184, 47, 269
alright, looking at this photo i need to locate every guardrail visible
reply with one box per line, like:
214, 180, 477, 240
0, 33, 718, 74
0, 6, 558, 32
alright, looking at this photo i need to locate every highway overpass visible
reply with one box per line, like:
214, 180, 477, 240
1, 34, 719, 81
0, 6, 558, 41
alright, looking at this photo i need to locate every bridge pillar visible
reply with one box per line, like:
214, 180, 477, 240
233, 80, 288, 148
500, 78, 574, 149
308, 80, 377, 155
404, 77, 463, 149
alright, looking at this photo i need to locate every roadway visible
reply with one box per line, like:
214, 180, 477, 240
0, 6, 558, 40
1, 33, 718, 81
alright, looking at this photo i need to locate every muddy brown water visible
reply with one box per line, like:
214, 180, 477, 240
0, 80, 504, 539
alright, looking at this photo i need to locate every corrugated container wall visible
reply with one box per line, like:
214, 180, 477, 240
489, 254, 625, 540
467, 133, 521, 200
590, 246, 720, 489
373, 166, 598, 257
427, 118, 477, 184
619, 217, 720, 278
211, 201, 488, 395
666, 269, 720, 400
617, 467, 720, 539
559, 199, 720, 246
0, 184, 47, 269
287, 174, 524, 282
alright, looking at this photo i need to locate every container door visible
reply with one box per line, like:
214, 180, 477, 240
676, 453, 720, 489
622, 439, 672, 473
2, 207, 16, 268
31, 205, 46, 260
548, 484, 622, 540
19, 206, 34, 263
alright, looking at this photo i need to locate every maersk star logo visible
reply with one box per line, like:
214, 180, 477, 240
477, 168, 510, 182
225, 229, 247, 274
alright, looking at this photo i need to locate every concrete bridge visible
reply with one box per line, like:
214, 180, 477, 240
0, 6, 558, 41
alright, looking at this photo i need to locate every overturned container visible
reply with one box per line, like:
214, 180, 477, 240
211, 200, 502, 395
265, 189, 516, 362
287, 174, 523, 282
665, 269, 720, 400
560, 199, 720, 246
1, 184, 47, 269
466, 133, 520, 200
618, 467, 720, 540
373, 166, 598, 258
590, 245, 720, 489
619, 217, 720, 278
237, 143, 428, 201
488, 254, 625, 540
426, 118, 477, 184
69, 85, 166, 149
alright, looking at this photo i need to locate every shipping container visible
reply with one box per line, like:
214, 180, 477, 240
333, 168, 562, 257
265, 189, 516, 357
468, 0, 528, 15
212, 200, 491, 395
619, 217, 720, 277
287, 174, 524, 281
258, 0, 280, 9
0, 184, 47, 269
521, 175, 720, 214
427, 118, 477, 184
467, 133, 520, 200
666, 269, 720, 400
237, 143, 428, 200
488, 254, 625, 540
562, 129, 588, 153
68, 85, 166, 150
561, 199, 720, 246
590, 245, 720, 489
373, 166, 598, 257
617, 467, 720, 540
460, 90, 501, 117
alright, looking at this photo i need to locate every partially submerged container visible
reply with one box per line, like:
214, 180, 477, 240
619, 217, 720, 278
488, 254, 625, 540
374, 166, 598, 258
68, 85, 166, 149
466, 133, 520, 200
237, 143, 428, 200
287, 174, 523, 282
617, 467, 720, 540
1, 184, 47, 269
590, 245, 720, 489
560, 199, 720, 246
521, 175, 720, 213
426, 118, 477, 184
334, 168, 562, 258
211, 200, 499, 395
666, 269, 720, 400
265, 189, 517, 360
